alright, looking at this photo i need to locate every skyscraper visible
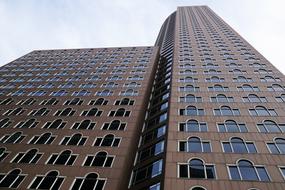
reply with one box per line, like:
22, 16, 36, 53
0, 5, 285, 190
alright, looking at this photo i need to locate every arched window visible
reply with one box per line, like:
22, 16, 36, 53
276, 94, 285, 102
180, 106, 204, 116
228, 160, 270, 181
180, 94, 202, 103
257, 120, 285, 133
0, 147, 9, 162
60, 133, 87, 146
238, 84, 259, 91
11, 148, 42, 164
180, 84, 199, 92
43, 119, 66, 129
15, 118, 38, 128
97, 89, 112, 96
54, 107, 75, 116
268, 84, 284, 92
179, 120, 207, 132
0, 131, 25, 143
179, 137, 211, 152
231, 69, 243, 73
29, 132, 55, 144
81, 107, 102, 116
207, 76, 223, 82
179, 158, 215, 179
109, 108, 130, 117
222, 137, 257, 153
211, 94, 233, 102
94, 98, 107, 105
267, 138, 285, 154
249, 106, 277, 116
64, 98, 83, 105
47, 150, 77, 165
121, 89, 137, 96
102, 120, 126, 130
83, 151, 114, 167
72, 120, 96, 130
191, 187, 207, 190
208, 84, 229, 91
214, 106, 240, 116
94, 134, 120, 147
70, 173, 106, 190
0, 169, 26, 188
181, 76, 197, 82
243, 94, 267, 103
29, 170, 64, 189
218, 120, 248, 132
0, 118, 11, 128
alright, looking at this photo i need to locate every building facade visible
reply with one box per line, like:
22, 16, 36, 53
1, 5, 285, 190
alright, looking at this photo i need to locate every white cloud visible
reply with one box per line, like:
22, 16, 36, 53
0, 0, 284, 74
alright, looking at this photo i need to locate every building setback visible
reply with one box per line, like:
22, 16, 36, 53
1, 5, 285, 190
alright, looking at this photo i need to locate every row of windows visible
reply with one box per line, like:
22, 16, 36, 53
1, 107, 131, 117
179, 76, 281, 83
179, 105, 278, 116
0, 169, 106, 190
179, 84, 285, 92
179, 158, 272, 182
0, 132, 121, 147
0, 97, 134, 106
179, 119, 285, 133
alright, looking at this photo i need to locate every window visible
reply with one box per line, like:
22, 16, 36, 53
102, 120, 126, 130
43, 119, 66, 129
0, 132, 25, 143
214, 106, 240, 116
81, 107, 102, 117
179, 120, 207, 132
0, 98, 13, 105
120, 89, 138, 96
267, 84, 285, 92
72, 90, 91, 96
89, 98, 108, 105
114, 98, 134, 105
11, 148, 42, 164
237, 84, 259, 91
0, 147, 9, 162
29, 108, 49, 116
233, 76, 252, 82
137, 141, 164, 162
279, 167, 285, 180
79, 83, 96, 88
47, 150, 77, 165
222, 137, 257, 153
71, 120, 96, 130
3, 107, 25, 116
0, 169, 26, 188
208, 84, 229, 91
29, 170, 64, 190
228, 159, 270, 181
40, 98, 58, 105
191, 187, 207, 190
131, 159, 163, 185
94, 134, 121, 147
180, 94, 202, 103
180, 85, 199, 92
102, 82, 118, 88
180, 106, 205, 116
70, 173, 106, 190
249, 106, 277, 116
96, 89, 113, 96
180, 76, 198, 82
243, 94, 267, 103
257, 120, 285, 133
29, 132, 56, 144
206, 76, 224, 82
211, 94, 234, 102
276, 94, 285, 102
179, 158, 215, 179
50, 90, 68, 96
17, 98, 36, 105
64, 98, 83, 105
83, 151, 114, 167
0, 118, 12, 128
179, 137, 211, 152
141, 125, 166, 145
54, 108, 75, 116
261, 76, 280, 82
218, 120, 247, 132
109, 108, 130, 117
29, 90, 46, 96
60, 133, 87, 146
15, 118, 39, 128
267, 138, 285, 154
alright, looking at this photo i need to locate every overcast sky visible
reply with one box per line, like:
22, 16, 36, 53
0, 0, 284, 73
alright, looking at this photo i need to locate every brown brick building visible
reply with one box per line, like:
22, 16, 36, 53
1, 5, 285, 190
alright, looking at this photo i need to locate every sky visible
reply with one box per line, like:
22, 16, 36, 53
0, 0, 285, 73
